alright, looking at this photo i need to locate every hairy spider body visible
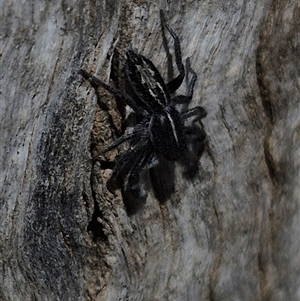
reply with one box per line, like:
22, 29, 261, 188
80, 19, 207, 212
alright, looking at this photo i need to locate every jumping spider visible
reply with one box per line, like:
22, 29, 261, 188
80, 19, 207, 213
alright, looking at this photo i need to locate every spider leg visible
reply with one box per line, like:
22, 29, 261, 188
170, 58, 198, 106
185, 124, 207, 147
110, 138, 150, 182
79, 69, 147, 117
180, 106, 207, 120
124, 147, 153, 207
185, 57, 197, 100
160, 17, 185, 94
95, 132, 136, 157
180, 125, 207, 178
106, 148, 137, 192
160, 11, 174, 84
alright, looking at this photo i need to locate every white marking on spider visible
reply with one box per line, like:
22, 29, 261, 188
166, 112, 179, 144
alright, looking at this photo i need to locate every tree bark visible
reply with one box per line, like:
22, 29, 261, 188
1, 1, 299, 301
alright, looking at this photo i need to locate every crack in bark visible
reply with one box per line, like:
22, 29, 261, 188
263, 141, 279, 186
256, 45, 275, 125
208, 199, 224, 301
255, 5, 285, 299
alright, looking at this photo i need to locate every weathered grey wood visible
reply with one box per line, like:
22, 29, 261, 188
1, 1, 299, 301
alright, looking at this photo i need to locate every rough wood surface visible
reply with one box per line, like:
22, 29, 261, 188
1, 1, 299, 300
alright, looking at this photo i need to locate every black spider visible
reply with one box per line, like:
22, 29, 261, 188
80, 18, 207, 213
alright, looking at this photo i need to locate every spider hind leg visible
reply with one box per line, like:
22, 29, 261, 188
106, 138, 149, 191
160, 11, 185, 94
170, 58, 198, 106
180, 125, 207, 178
180, 106, 207, 121
185, 57, 197, 100
165, 24, 185, 94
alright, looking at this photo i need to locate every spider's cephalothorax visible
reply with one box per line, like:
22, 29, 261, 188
80, 19, 207, 213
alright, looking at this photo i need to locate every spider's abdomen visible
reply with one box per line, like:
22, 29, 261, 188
126, 50, 170, 112
149, 107, 186, 160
